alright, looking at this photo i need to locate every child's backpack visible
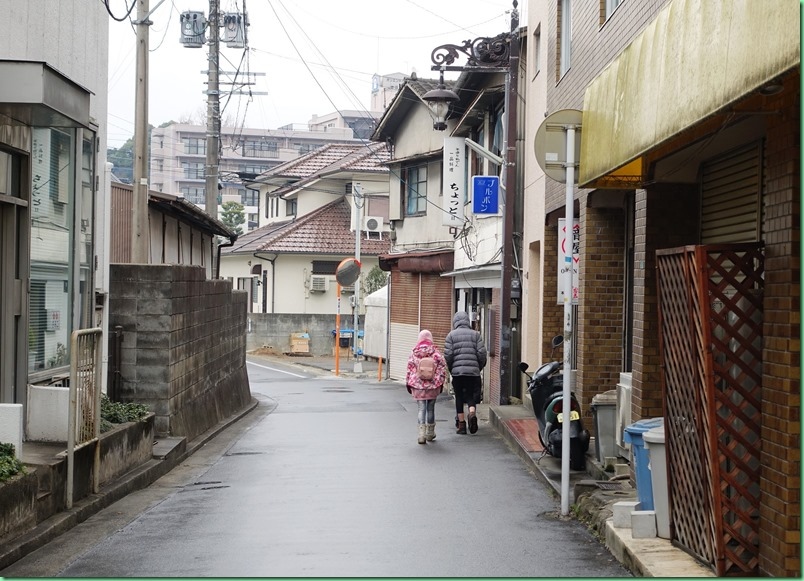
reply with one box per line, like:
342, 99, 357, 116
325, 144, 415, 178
417, 356, 436, 381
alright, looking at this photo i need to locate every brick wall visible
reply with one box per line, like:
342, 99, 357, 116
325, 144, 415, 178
631, 184, 698, 419
757, 82, 800, 578
544, 0, 672, 212
577, 205, 625, 432
109, 264, 252, 440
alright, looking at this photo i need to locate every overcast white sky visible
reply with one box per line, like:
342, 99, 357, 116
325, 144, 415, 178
106, 0, 522, 148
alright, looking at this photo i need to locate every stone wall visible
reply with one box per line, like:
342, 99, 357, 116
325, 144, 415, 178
109, 264, 252, 440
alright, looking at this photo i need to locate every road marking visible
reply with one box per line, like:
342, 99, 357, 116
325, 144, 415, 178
247, 360, 307, 378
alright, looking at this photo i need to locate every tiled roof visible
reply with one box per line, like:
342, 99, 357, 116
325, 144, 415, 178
222, 197, 391, 256
256, 142, 389, 181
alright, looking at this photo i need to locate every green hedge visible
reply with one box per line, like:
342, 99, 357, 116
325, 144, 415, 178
100, 395, 150, 433
0, 442, 25, 483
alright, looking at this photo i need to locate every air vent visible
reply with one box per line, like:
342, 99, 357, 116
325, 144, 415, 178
310, 275, 329, 293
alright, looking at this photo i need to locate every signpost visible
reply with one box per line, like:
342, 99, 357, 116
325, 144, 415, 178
534, 109, 582, 517
335, 258, 361, 376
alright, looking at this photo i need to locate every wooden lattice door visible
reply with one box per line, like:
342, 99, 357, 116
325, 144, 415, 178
656, 243, 764, 576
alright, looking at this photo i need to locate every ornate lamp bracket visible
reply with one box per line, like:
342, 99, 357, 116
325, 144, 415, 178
430, 32, 512, 69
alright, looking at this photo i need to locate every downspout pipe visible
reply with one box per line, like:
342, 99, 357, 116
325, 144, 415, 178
216, 233, 238, 279
254, 252, 278, 313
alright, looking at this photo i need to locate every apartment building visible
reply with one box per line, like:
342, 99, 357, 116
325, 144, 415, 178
149, 111, 380, 230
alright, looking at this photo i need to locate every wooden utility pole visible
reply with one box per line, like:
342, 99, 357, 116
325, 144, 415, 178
131, 0, 150, 263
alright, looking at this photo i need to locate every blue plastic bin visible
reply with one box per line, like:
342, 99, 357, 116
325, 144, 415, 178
623, 417, 664, 511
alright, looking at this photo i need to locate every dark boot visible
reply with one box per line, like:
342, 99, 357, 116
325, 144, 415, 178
456, 420, 467, 434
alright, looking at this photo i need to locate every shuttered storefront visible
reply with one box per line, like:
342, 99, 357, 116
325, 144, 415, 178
387, 269, 454, 380
700, 142, 762, 244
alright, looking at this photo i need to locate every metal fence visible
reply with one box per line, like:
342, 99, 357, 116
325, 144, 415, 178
66, 327, 103, 509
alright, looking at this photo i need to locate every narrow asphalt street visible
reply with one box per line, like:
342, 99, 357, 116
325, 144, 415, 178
1, 356, 631, 577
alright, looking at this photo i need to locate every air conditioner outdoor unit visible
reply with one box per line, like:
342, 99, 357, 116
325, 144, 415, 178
310, 275, 329, 293
363, 215, 383, 234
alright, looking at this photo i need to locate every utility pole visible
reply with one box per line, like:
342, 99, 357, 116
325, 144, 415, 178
353, 182, 363, 373
131, 0, 151, 263
205, 0, 220, 223
499, 2, 520, 405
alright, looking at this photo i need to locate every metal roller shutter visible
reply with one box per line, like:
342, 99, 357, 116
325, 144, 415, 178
700, 142, 762, 244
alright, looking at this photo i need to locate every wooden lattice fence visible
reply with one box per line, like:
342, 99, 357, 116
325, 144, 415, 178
656, 243, 763, 576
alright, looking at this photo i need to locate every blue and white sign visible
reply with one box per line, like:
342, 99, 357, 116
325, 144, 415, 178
472, 175, 499, 215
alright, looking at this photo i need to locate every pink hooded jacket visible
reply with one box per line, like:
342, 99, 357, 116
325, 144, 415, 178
405, 330, 447, 400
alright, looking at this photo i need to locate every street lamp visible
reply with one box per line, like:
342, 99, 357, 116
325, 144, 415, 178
423, 1, 519, 406
422, 71, 458, 131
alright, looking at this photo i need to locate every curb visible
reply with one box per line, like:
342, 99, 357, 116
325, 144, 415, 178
0, 397, 259, 571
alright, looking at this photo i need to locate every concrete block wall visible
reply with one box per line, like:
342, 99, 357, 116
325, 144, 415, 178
246, 313, 363, 357
109, 264, 252, 440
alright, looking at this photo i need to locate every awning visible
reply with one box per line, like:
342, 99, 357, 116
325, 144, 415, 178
579, 0, 800, 188
441, 263, 501, 289
0, 61, 92, 128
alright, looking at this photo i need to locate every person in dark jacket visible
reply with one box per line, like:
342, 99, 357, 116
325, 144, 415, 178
444, 311, 487, 434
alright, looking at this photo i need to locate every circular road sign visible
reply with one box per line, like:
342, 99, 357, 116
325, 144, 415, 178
534, 109, 582, 184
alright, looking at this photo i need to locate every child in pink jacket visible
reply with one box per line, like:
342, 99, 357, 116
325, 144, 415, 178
405, 330, 447, 444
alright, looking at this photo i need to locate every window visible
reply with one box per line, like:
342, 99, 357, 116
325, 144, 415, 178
182, 162, 205, 179
604, 0, 622, 22
286, 199, 297, 216
533, 24, 541, 76
241, 163, 269, 174
156, 159, 164, 171
403, 164, 427, 215
559, 0, 572, 78
241, 189, 259, 206
182, 137, 206, 155
180, 186, 205, 205
28, 128, 95, 375
243, 140, 278, 158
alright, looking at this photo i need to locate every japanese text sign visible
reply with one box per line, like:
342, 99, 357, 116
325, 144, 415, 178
472, 175, 499, 215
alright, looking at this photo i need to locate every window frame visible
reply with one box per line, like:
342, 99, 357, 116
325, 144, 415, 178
402, 164, 428, 216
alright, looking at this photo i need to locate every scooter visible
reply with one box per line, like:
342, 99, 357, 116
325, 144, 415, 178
518, 335, 590, 470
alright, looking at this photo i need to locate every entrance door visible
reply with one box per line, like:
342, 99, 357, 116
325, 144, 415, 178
0, 149, 28, 403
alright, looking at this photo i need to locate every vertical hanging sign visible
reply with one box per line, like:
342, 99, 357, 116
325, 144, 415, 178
557, 218, 580, 304
472, 176, 500, 215
442, 137, 465, 227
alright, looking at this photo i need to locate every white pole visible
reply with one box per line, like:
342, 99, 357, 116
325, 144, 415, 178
561, 124, 576, 516
353, 182, 363, 373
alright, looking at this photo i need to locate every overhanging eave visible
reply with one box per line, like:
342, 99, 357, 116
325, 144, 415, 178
579, 0, 800, 188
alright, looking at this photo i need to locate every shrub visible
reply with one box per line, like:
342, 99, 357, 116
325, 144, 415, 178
0, 442, 25, 483
100, 394, 150, 432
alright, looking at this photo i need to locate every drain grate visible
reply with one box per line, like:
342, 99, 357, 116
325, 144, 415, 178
595, 481, 626, 490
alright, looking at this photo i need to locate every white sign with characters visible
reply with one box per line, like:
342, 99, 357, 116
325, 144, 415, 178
442, 137, 466, 227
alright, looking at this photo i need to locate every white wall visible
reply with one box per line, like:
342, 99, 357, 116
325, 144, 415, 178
520, 0, 550, 368
363, 285, 388, 360
220, 252, 383, 315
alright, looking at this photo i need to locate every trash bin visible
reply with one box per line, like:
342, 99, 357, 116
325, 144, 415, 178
623, 417, 664, 511
591, 389, 618, 463
644, 424, 670, 539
